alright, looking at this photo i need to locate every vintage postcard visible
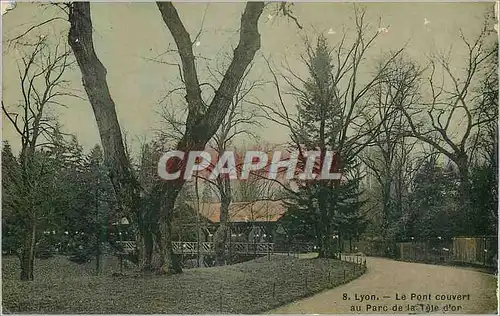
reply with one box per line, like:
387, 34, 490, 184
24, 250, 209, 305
2, 1, 498, 314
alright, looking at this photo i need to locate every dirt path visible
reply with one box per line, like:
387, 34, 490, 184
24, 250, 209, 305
270, 257, 498, 314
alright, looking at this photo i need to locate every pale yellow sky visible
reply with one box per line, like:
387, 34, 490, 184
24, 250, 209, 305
1, 2, 494, 155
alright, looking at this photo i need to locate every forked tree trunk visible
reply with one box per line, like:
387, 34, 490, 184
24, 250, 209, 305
69, 2, 264, 276
154, 2, 264, 274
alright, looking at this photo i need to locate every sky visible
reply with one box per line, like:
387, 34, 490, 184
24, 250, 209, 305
1, 2, 496, 156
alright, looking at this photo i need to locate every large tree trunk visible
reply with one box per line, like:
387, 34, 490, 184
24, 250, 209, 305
135, 205, 156, 271
136, 227, 154, 271
135, 229, 146, 269
20, 221, 36, 281
157, 220, 181, 275
157, 186, 183, 275
67, 2, 143, 262
154, 2, 264, 274
68, 3, 131, 189
455, 152, 472, 235
214, 200, 230, 265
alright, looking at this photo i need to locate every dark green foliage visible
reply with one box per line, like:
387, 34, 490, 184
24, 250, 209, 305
282, 160, 367, 255
2, 134, 116, 272
282, 35, 367, 257
405, 156, 459, 239
467, 42, 498, 236
333, 167, 368, 245
64, 144, 115, 263
2, 141, 21, 255
469, 163, 497, 236
2, 139, 71, 259
295, 34, 340, 150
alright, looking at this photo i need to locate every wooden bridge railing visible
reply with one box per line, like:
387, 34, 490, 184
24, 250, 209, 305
172, 241, 274, 255
172, 241, 215, 254
115, 241, 317, 255
115, 241, 135, 253
115, 241, 276, 255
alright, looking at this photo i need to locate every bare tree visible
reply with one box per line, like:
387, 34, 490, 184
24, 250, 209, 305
66, 2, 265, 275
397, 23, 497, 233
234, 174, 275, 203
360, 53, 422, 239
156, 56, 266, 266
257, 9, 404, 170
202, 62, 265, 266
2, 36, 74, 280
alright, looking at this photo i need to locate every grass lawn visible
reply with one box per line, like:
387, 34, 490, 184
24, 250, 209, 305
2, 254, 365, 314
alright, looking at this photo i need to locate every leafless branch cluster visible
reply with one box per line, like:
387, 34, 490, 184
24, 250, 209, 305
254, 8, 404, 162
3, 36, 76, 157
399, 22, 496, 165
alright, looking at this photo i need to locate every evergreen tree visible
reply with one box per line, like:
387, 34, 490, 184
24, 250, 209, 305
406, 155, 459, 239
332, 164, 368, 251
2, 141, 22, 255
469, 156, 497, 236
67, 144, 115, 268
468, 41, 498, 236
283, 35, 367, 258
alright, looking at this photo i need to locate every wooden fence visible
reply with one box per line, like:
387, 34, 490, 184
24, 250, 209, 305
398, 240, 453, 263
453, 236, 497, 267
344, 236, 497, 268
342, 240, 397, 257
396, 237, 497, 267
